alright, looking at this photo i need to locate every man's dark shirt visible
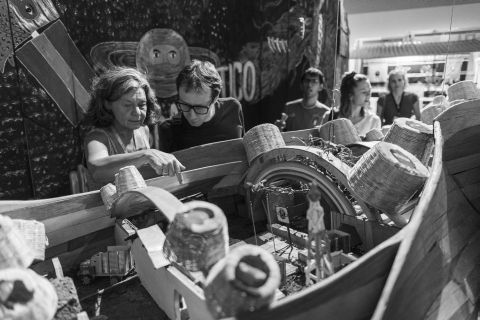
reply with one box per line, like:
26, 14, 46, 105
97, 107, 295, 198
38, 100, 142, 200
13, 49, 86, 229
158, 97, 244, 152
284, 99, 330, 131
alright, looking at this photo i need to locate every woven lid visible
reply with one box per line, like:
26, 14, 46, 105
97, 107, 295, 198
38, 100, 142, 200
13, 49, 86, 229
243, 124, 285, 165
365, 128, 384, 141
383, 118, 434, 165
318, 118, 361, 146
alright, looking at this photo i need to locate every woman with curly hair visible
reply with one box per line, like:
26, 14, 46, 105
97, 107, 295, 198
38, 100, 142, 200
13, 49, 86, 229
83, 67, 184, 188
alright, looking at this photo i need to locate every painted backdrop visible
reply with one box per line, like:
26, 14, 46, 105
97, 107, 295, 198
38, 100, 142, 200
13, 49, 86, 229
0, 0, 349, 199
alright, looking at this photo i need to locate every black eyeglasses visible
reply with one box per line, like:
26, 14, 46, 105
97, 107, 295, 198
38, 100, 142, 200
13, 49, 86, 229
176, 100, 213, 115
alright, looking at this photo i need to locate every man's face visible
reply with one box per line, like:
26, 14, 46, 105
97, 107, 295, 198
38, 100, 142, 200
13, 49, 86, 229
178, 85, 215, 127
302, 75, 323, 98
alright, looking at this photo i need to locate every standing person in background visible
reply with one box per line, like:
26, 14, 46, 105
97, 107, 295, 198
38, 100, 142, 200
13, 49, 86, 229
83, 67, 184, 189
158, 60, 244, 152
275, 67, 330, 131
377, 69, 421, 125
322, 71, 381, 137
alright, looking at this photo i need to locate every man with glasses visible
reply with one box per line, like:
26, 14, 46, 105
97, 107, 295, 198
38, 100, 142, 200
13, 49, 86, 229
275, 67, 330, 131
157, 60, 244, 151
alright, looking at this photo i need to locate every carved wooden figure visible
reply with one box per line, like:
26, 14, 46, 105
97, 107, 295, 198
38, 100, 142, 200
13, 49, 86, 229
305, 183, 334, 285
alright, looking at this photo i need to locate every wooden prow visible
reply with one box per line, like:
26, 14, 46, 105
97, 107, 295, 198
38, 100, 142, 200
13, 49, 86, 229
372, 100, 480, 320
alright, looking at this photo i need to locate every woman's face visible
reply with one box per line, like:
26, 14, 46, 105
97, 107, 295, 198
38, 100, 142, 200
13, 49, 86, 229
389, 73, 406, 93
106, 86, 147, 131
350, 80, 371, 108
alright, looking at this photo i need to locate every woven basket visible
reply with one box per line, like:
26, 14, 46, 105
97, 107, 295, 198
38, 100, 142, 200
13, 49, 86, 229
318, 118, 361, 146
447, 80, 480, 101
100, 183, 117, 211
163, 201, 228, 274
0, 268, 58, 320
365, 128, 384, 141
381, 125, 392, 136
115, 165, 147, 196
383, 118, 434, 165
421, 95, 449, 125
348, 142, 429, 216
204, 244, 280, 318
12, 219, 46, 262
243, 124, 285, 165
0, 215, 34, 268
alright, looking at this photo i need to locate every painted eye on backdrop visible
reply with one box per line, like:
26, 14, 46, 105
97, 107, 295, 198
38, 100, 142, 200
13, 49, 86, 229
10, 0, 38, 19
167, 50, 179, 64
153, 49, 161, 58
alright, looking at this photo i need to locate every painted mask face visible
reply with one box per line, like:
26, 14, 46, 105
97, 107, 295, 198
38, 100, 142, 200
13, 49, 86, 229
350, 80, 371, 108
136, 29, 190, 98
107, 87, 147, 131
178, 86, 215, 127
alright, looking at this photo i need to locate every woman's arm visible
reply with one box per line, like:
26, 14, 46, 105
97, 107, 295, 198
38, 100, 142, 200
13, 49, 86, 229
86, 135, 184, 185
412, 100, 421, 121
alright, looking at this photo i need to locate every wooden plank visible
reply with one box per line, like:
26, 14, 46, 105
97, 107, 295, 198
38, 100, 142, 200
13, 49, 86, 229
373, 117, 480, 320
46, 214, 114, 247
445, 152, 480, 175
173, 139, 246, 170
238, 237, 401, 320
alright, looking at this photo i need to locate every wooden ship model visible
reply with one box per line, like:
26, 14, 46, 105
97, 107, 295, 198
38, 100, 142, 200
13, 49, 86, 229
1, 81, 479, 319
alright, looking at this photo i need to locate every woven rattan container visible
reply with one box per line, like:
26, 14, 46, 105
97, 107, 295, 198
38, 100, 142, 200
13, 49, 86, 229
383, 118, 434, 165
0, 215, 34, 268
115, 165, 147, 196
204, 245, 280, 318
0, 268, 58, 320
447, 80, 480, 101
348, 142, 429, 215
318, 118, 361, 146
100, 183, 117, 211
12, 219, 46, 262
163, 201, 228, 274
421, 95, 449, 125
243, 124, 285, 165
365, 128, 384, 141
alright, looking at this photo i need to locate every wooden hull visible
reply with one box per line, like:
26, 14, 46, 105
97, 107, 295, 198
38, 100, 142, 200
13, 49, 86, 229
371, 100, 480, 320
1, 104, 479, 319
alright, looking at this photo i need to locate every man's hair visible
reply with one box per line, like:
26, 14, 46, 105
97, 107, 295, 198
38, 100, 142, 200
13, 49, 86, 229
301, 67, 325, 85
176, 60, 223, 101
84, 67, 160, 127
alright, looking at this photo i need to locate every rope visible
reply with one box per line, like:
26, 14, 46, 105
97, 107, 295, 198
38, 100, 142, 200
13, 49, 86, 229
6, 0, 37, 198
328, 0, 341, 143
441, 0, 456, 94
